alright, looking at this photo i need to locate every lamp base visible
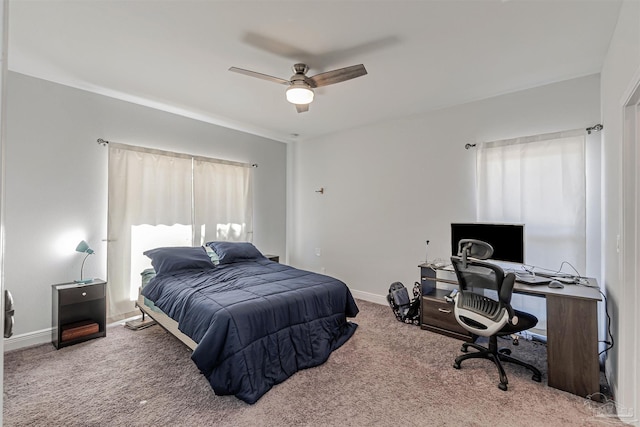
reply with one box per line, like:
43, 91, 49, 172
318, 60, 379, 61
74, 279, 93, 284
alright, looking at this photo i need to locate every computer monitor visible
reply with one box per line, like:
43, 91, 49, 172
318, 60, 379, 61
451, 223, 525, 264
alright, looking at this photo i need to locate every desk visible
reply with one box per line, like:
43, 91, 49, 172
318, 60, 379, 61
418, 263, 601, 398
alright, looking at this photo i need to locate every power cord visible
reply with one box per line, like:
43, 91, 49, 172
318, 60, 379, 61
517, 260, 614, 359
519, 261, 582, 281
598, 288, 614, 357
519, 261, 603, 288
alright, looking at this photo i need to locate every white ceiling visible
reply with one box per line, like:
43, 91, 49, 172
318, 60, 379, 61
8, 0, 622, 143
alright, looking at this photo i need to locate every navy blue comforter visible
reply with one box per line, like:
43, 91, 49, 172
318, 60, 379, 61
141, 258, 359, 403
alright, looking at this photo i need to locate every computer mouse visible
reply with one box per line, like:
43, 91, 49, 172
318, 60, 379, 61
548, 280, 565, 289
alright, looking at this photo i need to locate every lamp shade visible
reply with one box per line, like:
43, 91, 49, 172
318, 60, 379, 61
75, 240, 95, 283
75, 240, 94, 255
286, 84, 314, 105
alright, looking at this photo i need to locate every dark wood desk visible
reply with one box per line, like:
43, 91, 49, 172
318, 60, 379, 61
419, 263, 601, 398
515, 277, 601, 398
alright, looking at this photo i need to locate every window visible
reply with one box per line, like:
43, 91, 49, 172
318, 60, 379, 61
475, 130, 587, 335
107, 143, 253, 319
476, 130, 586, 273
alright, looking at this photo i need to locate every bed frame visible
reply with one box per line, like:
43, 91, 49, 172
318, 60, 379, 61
135, 294, 197, 351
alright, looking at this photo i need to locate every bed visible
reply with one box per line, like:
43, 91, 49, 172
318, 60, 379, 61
139, 242, 359, 404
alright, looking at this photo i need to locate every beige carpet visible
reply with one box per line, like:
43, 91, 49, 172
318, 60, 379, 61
3, 300, 624, 426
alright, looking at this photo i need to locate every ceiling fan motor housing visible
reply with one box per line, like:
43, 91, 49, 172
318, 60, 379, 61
292, 63, 309, 75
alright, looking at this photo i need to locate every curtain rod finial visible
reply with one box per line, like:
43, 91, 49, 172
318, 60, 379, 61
586, 124, 603, 134
97, 138, 108, 146
465, 143, 477, 150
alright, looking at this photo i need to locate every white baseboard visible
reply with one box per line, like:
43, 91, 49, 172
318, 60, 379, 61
5, 291, 546, 351
350, 289, 387, 306
4, 328, 52, 352
3, 318, 142, 352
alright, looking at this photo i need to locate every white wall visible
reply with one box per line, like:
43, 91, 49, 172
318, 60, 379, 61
601, 0, 640, 423
289, 74, 600, 303
4, 72, 286, 345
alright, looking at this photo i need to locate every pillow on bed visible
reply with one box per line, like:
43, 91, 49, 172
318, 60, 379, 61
143, 246, 215, 275
206, 241, 265, 264
204, 245, 220, 265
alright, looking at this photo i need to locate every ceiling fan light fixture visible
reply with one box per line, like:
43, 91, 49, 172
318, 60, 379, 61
286, 85, 314, 105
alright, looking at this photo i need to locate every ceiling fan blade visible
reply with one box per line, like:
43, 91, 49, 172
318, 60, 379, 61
306, 64, 367, 88
295, 104, 309, 113
229, 67, 290, 85
242, 32, 314, 64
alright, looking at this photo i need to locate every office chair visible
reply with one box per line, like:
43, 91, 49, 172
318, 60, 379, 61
451, 239, 542, 391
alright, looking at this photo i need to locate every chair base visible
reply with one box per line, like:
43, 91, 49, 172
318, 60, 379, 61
452, 336, 542, 391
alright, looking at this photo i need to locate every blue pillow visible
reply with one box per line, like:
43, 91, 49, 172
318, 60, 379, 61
206, 241, 265, 264
143, 246, 214, 275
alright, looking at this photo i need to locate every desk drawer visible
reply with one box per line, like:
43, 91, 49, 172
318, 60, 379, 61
422, 296, 471, 337
59, 284, 104, 305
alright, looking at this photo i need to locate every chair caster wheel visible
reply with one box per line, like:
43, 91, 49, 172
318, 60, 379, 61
499, 348, 512, 355
498, 383, 508, 391
453, 362, 461, 369
460, 345, 468, 353
532, 374, 541, 382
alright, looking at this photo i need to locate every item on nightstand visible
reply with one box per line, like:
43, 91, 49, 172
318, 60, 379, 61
74, 240, 95, 284
387, 281, 421, 325
61, 320, 99, 342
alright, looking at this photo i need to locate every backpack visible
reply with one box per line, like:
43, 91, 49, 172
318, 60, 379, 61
387, 281, 421, 325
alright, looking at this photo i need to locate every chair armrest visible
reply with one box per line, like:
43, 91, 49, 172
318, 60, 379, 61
500, 273, 518, 324
505, 303, 518, 325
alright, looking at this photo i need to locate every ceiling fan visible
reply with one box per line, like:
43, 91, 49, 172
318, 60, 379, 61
228, 63, 367, 113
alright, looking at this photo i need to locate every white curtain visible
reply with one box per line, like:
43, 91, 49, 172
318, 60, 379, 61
194, 159, 253, 244
476, 130, 586, 274
476, 130, 586, 335
107, 144, 253, 319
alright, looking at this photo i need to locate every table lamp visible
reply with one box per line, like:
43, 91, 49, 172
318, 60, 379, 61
75, 240, 94, 284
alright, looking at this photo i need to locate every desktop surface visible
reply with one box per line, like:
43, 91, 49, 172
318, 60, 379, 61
514, 276, 601, 301
431, 261, 601, 301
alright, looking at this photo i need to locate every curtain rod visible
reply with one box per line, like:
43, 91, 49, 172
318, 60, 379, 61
464, 124, 604, 150
97, 138, 258, 168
